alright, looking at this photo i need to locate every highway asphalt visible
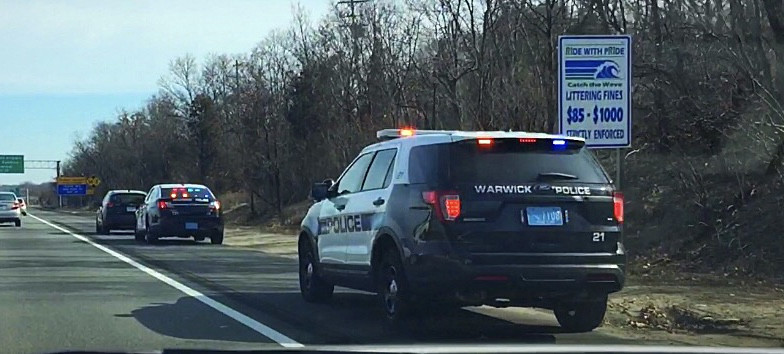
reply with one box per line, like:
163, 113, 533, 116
0, 209, 645, 353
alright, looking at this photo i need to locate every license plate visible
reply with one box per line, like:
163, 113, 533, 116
524, 207, 563, 226
185, 222, 198, 230
126, 206, 136, 212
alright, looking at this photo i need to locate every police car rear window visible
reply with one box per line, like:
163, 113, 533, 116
162, 187, 215, 202
449, 139, 609, 184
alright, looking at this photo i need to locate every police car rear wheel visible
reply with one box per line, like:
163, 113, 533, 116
134, 225, 145, 242
554, 297, 607, 332
378, 249, 412, 322
298, 242, 333, 302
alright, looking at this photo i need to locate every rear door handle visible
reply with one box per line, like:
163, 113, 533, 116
373, 198, 385, 206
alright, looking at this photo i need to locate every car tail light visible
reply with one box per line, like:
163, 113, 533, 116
613, 191, 624, 223
11, 202, 19, 210
477, 138, 493, 145
210, 200, 221, 212
106, 202, 114, 208
157, 200, 170, 209
422, 190, 461, 221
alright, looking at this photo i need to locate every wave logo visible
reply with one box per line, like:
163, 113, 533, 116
564, 60, 622, 80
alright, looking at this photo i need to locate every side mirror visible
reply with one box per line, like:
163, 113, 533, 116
310, 180, 333, 201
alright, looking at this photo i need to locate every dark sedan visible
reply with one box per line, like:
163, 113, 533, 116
95, 190, 146, 234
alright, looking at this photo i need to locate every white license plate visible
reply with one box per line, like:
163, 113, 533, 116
126, 206, 136, 212
185, 222, 198, 230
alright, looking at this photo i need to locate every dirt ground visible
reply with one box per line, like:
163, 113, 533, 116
224, 225, 784, 347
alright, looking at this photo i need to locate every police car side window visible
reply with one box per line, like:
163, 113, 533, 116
335, 153, 374, 195
361, 149, 397, 191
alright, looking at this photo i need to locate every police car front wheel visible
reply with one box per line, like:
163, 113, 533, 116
298, 241, 333, 302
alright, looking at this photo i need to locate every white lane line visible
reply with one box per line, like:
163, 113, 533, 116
27, 213, 303, 348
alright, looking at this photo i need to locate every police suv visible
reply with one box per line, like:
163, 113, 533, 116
298, 128, 626, 332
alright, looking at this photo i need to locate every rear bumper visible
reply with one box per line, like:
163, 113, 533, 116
0, 210, 21, 221
152, 216, 223, 237
104, 214, 136, 229
405, 242, 626, 303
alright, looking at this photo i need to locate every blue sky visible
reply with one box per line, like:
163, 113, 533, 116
0, 0, 331, 184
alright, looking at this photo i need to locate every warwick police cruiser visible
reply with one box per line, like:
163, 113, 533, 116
297, 128, 626, 332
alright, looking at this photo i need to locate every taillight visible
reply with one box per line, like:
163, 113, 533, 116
477, 138, 493, 145
422, 191, 461, 221
106, 202, 114, 208
157, 200, 169, 209
210, 200, 221, 212
613, 191, 624, 223
11, 202, 19, 210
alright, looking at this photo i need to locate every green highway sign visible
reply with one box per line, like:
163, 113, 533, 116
0, 155, 24, 174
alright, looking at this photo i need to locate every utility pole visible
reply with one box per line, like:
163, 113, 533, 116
56, 160, 62, 208
337, 0, 369, 72
234, 59, 255, 216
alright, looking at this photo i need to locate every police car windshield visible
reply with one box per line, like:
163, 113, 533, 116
449, 139, 609, 184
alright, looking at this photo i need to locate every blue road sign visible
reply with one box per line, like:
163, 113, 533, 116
558, 35, 632, 149
58, 184, 87, 196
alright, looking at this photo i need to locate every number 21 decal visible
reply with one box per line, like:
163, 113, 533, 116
592, 232, 605, 242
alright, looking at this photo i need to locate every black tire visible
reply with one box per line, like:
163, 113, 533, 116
144, 220, 158, 244
97, 219, 109, 235
210, 231, 223, 245
14, 219, 21, 227
134, 223, 145, 242
377, 248, 414, 323
554, 296, 608, 333
298, 240, 333, 302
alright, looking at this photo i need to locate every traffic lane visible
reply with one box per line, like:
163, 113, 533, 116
0, 214, 279, 354
34, 209, 637, 345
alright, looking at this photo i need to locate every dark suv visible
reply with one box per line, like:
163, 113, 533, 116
96, 190, 146, 234
134, 184, 224, 244
297, 129, 626, 332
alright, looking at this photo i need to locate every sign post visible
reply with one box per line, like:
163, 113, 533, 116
558, 35, 632, 187
0, 155, 24, 174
